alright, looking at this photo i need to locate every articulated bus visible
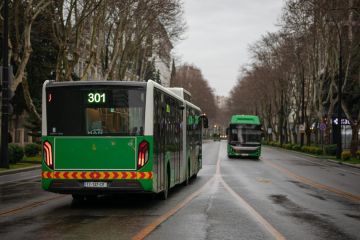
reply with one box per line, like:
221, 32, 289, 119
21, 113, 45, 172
227, 115, 262, 159
41, 80, 208, 200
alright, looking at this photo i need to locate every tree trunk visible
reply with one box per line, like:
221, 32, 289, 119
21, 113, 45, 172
350, 124, 359, 157
22, 75, 41, 123
10, 24, 32, 92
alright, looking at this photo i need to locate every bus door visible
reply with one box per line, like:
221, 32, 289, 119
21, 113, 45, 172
154, 90, 166, 191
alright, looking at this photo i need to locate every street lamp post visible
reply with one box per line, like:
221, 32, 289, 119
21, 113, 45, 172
300, 68, 305, 147
1, 0, 9, 168
336, 33, 343, 159
328, 14, 343, 159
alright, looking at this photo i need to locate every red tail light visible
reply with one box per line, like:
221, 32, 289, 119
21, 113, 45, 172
43, 141, 53, 169
137, 141, 149, 169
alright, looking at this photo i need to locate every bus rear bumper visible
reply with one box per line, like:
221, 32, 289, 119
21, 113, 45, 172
44, 179, 151, 194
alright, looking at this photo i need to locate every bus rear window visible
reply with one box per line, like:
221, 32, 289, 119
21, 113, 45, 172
46, 85, 146, 136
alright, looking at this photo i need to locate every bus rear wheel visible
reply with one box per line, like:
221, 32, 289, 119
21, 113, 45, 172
72, 194, 97, 201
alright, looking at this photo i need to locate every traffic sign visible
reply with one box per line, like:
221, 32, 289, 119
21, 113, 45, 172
319, 123, 326, 131
332, 118, 350, 125
299, 124, 305, 133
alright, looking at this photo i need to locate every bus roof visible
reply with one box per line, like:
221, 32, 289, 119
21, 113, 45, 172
149, 81, 201, 112
43, 79, 202, 112
230, 115, 260, 125
168, 88, 192, 102
45, 80, 147, 88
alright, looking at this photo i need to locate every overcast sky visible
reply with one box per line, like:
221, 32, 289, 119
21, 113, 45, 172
174, 0, 285, 97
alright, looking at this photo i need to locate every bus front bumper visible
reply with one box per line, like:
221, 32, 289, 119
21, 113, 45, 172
228, 145, 261, 157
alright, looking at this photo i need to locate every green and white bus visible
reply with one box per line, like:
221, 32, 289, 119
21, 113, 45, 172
41, 80, 208, 200
227, 115, 262, 159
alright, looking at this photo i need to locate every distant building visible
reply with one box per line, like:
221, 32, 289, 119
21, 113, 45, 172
152, 24, 173, 87
8, 113, 39, 145
216, 96, 227, 109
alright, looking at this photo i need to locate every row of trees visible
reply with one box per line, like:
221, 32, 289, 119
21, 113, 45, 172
227, 0, 360, 156
1, 0, 185, 126
171, 64, 218, 124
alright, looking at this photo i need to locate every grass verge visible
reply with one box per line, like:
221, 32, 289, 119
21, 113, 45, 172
0, 155, 41, 172
22, 155, 41, 163
0, 162, 40, 172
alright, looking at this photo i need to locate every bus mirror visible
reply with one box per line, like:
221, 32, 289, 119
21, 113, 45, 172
200, 114, 208, 128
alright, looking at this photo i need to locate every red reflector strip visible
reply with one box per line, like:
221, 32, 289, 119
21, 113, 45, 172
42, 171, 153, 180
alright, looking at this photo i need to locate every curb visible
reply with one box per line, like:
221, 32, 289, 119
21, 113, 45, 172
0, 165, 41, 176
326, 159, 360, 169
264, 145, 360, 170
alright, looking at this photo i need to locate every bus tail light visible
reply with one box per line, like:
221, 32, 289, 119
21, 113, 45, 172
43, 141, 53, 169
137, 141, 149, 169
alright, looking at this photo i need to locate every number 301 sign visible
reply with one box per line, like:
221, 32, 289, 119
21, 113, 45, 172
88, 92, 106, 103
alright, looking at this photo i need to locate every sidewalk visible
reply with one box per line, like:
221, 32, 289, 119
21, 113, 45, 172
0, 164, 41, 176
264, 145, 360, 169
320, 158, 360, 169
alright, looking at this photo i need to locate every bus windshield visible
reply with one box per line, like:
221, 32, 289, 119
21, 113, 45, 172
46, 85, 146, 136
229, 124, 262, 144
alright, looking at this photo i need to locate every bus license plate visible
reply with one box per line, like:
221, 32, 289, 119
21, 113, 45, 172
84, 182, 108, 188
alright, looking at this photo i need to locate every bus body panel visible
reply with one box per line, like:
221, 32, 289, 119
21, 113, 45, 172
42, 135, 155, 193
52, 137, 138, 171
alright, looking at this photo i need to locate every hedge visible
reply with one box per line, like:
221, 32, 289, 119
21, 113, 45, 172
341, 151, 351, 161
24, 143, 41, 157
8, 144, 24, 164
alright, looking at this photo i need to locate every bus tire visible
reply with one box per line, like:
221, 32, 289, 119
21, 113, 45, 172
72, 194, 85, 201
85, 195, 98, 201
159, 165, 170, 200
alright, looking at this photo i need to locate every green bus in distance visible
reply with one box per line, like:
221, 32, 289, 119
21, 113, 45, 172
227, 115, 262, 159
41, 80, 208, 200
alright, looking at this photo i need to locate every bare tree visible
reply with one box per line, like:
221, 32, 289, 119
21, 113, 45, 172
1, 0, 52, 123
228, 0, 360, 155
172, 64, 218, 122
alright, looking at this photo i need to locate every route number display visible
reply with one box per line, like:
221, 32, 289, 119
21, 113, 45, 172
88, 92, 106, 103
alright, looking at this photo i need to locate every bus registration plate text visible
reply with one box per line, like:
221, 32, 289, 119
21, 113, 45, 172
84, 182, 108, 188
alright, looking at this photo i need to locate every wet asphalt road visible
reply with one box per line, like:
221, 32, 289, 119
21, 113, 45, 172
0, 141, 359, 240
